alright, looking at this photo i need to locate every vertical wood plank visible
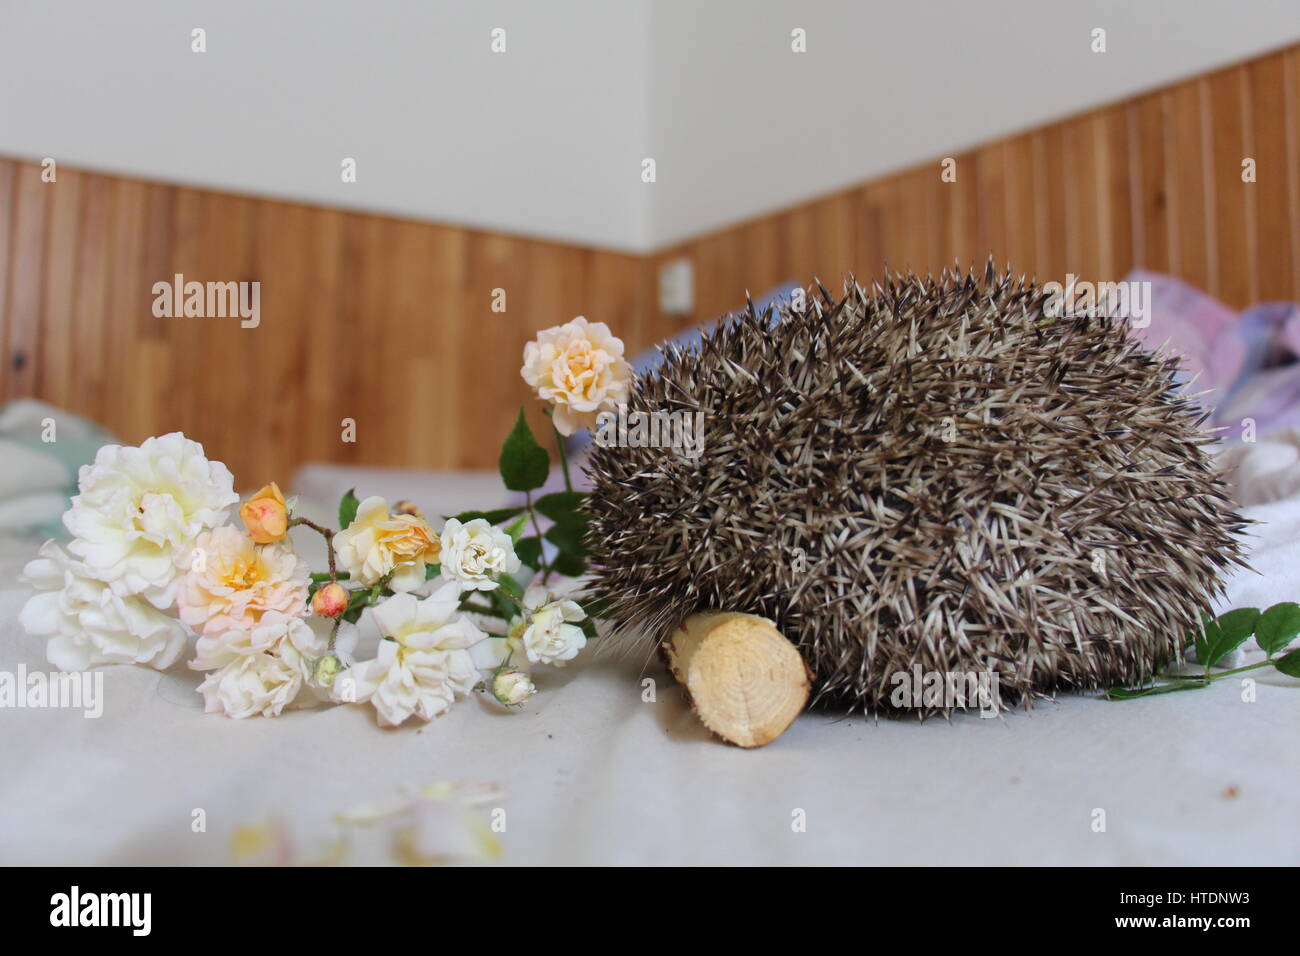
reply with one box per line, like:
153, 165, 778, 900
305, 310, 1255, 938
1288, 49, 1300, 298
39, 169, 82, 404
1095, 106, 1135, 281
976, 143, 1009, 269
1207, 67, 1254, 307
1168, 79, 1211, 291
1248, 51, 1296, 301
1001, 134, 1038, 277
1033, 128, 1068, 282
1129, 91, 1173, 274
5, 163, 49, 398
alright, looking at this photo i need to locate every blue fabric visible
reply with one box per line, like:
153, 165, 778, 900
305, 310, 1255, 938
629, 281, 800, 375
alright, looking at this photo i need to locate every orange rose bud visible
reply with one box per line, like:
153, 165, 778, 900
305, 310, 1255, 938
240, 482, 289, 544
312, 581, 349, 619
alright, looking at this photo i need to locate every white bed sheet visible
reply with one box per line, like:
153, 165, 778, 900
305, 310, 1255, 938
2, 455, 1298, 866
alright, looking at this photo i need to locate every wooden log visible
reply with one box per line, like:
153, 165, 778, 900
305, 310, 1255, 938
664, 611, 811, 748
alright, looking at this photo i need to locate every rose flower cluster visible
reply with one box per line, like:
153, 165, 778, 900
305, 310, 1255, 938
19, 316, 632, 726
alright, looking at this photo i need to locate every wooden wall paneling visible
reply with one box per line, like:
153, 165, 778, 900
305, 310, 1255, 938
1129, 91, 1172, 275
1061, 115, 1101, 282
999, 134, 1039, 278
735, 212, 780, 297
3, 44, 1298, 482
121, 191, 169, 447
388, 218, 451, 472
1169, 80, 1213, 293
251, 201, 315, 482
1031, 127, 1068, 282
337, 213, 397, 471
462, 232, 529, 468
68, 173, 114, 426
1288, 49, 1300, 296
822, 191, 861, 288
689, 225, 742, 323
1248, 51, 1295, 302
937, 151, 981, 271
195, 191, 260, 477
1096, 105, 1135, 281
105, 178, 149, 444
161, 187, 207, 452
38, 169, 81, 404
1207, 67, 1255, 307
585, 248, 649, 371
133, 183, 175, 441
888, 166, 935, 275
854, 182, 885, 285
300, 208, 345, 469
975, 142, 1009, 269
6, 163, 48, 399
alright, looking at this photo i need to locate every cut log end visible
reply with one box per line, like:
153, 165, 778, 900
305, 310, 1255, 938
665, 611, 811, 748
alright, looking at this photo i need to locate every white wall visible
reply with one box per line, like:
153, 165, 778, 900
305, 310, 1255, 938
645, 0, 1300, 248
0, 0, 651, 251
2, 1, 1298, 252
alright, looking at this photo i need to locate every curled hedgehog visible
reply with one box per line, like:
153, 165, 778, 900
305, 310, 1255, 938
583, 263, 1248, 717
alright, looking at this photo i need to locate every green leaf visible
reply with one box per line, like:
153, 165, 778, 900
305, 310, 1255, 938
515, 536, 543, 570
494, 573, 524, 602
338, 585, 370, 624
1194, 607, 1259, 668
338, 488, 360, 530
579, 616, 599, 641
445, 506, 524, 525
488, 586, 516, 620
534, 491, 587, 522
503, 514, 528, 543
552, 551, 587, 578
1274, 648, 1300, 678
545, 520, 588, 557
499, 408, 550, 492
582, 596, 613, 620
1255, 602, 1300, 656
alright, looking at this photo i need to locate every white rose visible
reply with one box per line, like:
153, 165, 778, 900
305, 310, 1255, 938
520, 316, 632, 435
197, 652, 303, 719
63, 432, 238, 609
193, 612, 325, 718
332, 582, 487, 726
439, 518, 521, 592
491, 668, 536, 706
189, 609, 322, 672
520, 585, 588, 666
19, 540, 190, 671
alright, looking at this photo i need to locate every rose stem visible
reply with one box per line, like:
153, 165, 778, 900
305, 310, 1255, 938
289, 516, 338, 581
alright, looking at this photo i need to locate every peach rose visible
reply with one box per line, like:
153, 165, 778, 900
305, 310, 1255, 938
179, 526, 310, 635
520, 316, 632, 435
334, 496, 441, 592
240, 482, 289, 544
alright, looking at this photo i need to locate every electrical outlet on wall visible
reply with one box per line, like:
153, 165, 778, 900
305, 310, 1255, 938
658, 257, 694, 315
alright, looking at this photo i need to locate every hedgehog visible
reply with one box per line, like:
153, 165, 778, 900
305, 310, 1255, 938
583, 263, 1249, 717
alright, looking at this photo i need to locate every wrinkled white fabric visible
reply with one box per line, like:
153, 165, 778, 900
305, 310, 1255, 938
1, 464, 1297, 865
